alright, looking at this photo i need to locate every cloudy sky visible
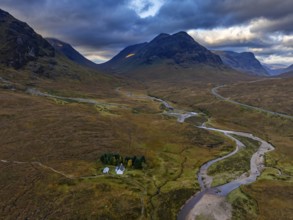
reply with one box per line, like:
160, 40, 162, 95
0, 0, 292, 67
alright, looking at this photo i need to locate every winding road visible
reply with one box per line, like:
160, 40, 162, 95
212, 85, 293, 120
26, 88, 126, 108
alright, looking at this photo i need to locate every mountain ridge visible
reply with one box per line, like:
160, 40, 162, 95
100, 31, 224, 76
46, 38, 99, 69
213, 50, 268, 76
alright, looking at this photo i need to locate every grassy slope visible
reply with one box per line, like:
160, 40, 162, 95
218, 78, 293, 115
0, 53, 126, 99
128, 62, 254, 83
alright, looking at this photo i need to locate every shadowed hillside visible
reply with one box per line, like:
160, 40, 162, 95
46, 38, 99, 70
213, 50, 269, 76
0, 9, 54, 69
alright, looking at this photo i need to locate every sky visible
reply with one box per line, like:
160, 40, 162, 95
0, 0, 292, 67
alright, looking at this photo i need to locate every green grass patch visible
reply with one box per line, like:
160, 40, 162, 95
208, 135, 260, 186
227, 188, 258, 220
185, 113, 208, 126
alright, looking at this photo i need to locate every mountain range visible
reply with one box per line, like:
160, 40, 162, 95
0, 7, 291, 81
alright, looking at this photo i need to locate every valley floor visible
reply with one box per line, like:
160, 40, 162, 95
0, 76, 292, 220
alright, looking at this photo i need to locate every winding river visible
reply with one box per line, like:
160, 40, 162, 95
12, 83, 275, 219
151, 96, 275, 220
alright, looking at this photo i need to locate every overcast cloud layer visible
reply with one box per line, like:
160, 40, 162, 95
0, 0, 292, 66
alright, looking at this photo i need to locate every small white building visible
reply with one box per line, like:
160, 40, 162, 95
115, 163, 125, 175
103, 167, 110, 174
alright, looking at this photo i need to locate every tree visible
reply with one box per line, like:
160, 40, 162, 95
119, 155, 123, 164
100, 154, 105, 164
141, 156, 146, 163
127, 159, 133, 168
111, 157, 117, 166
133, 157, 142, 169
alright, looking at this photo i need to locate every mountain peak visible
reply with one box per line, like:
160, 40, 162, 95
151, 33, 170, 42
0, 8, 10, 18
172, 31, 192, 38
241, 51, 255, 57
101, 31, 223, 75
173, 31, 189, 35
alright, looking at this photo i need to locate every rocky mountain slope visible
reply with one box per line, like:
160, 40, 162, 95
46, 38, 99, 69
101, 31, 224, 74
0, 9, 55, 69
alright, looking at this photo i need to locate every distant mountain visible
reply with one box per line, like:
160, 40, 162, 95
279, 69, 293, 78
263, 64, 293, 76
213, 51, 268, 76
263, 65, 278, 75
101, 31, 223, 75
46, 38, 98, 69
282, 64, 293, 73
0, 9, 55, 69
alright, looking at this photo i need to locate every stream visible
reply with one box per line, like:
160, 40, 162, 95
26, 88, 125, 107
15, 84, 275, 219
151, 96, 275, 220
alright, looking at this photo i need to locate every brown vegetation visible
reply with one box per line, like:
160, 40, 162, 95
218, 78, 293, 115
148, 79, 293, 220
0, 83, 233, 219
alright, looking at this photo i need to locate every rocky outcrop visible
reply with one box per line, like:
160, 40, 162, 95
0, 9, 54, 69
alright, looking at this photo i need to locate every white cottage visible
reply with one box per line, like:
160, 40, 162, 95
103, 167, 110, 174
115, 163, 125, 175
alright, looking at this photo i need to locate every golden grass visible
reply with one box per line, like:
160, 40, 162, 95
0, 86, 233, 219
218, 78, 293, 115
1, 60, 292, 219
241, 180, 293, 220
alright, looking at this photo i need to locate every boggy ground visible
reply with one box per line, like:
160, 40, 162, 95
1, 66, 292, 219
207, 135, 261, 187
148, 80, 293, 220
0, 81, 235, 219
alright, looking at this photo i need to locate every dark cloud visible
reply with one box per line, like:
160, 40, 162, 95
209, 39, 273, 50
0, 0, 292, 63
207, 0, 293, 23
250, 15, 293, 35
